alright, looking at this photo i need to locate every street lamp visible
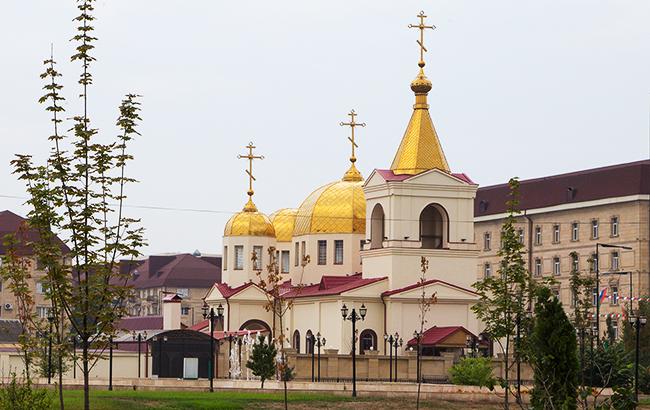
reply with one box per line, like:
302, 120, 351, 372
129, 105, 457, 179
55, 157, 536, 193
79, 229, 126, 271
202, 302, 224, 392
315, 332, 326, 382
341, 303, 366, 397
392, 333, 402, 382
629, 314, 647, 403
383, 333, 394, 382
594, 243, 632, 344
131, 330, 148, 378
309, 332, 316, 382
465, 335, 478, 358
413, 330, 423, 384
47, 311, 55, 385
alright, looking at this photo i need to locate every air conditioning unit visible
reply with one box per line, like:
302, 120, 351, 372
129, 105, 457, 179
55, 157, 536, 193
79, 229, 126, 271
4, 303, 13, 311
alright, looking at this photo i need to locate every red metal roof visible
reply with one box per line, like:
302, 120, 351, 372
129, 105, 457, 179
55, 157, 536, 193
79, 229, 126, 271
381, 279, 477, 297
373, 169, 476, 185
214, 282, 256, 299
118, 316, 163, 331
406, 326, 474, 346
475, 159, 650, 217
0, 210, 70, 256
283, 274, 386, 299
122, 253, 221, 289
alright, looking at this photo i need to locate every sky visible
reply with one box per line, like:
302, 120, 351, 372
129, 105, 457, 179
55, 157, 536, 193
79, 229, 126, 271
1, 1, 649, 256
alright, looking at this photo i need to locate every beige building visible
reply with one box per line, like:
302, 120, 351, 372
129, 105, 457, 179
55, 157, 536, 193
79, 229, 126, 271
475, 160, 650, 339
0, 210, 69, 320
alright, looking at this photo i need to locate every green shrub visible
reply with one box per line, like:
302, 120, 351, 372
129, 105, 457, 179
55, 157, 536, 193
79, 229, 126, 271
449, 357, 496, 390
0, 373, 51, 410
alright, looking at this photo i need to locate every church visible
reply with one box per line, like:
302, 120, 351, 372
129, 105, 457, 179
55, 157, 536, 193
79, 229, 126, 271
205, 12, 481, 357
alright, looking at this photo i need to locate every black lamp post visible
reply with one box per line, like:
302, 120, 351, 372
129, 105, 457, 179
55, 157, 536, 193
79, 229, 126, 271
392, 333, 402, 382
341, 303, 367, 397
413, 330, 423, 384
47, 311, 54, 384
131, 330, 148, 378
629, 314, 647, 403
383, 333, 394, 382
315, 332, 325, 382
594, 243, 632, 345
202, 302, 224, 393
309, 333, 316, 382
465, 335, 478, 358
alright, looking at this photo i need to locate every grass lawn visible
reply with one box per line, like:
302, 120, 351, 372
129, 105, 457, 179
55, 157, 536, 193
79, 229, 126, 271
55, 389, 503, 410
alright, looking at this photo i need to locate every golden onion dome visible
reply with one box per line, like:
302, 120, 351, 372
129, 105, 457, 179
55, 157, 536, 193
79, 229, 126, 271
269, 208, 297, 242
224, 199, 275, 237
293, 177, 366, 236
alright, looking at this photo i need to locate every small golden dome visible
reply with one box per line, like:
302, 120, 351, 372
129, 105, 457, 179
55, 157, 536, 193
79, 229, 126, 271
410, 68, 432, 94
293, 179, 366, 236
224, 207, 275, 237
270, 208, 297, 242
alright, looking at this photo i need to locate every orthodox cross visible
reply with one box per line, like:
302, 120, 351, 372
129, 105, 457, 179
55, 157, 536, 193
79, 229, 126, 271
339, 110, 365, 164
237, 142, 264, 198
408, 11, 436, 67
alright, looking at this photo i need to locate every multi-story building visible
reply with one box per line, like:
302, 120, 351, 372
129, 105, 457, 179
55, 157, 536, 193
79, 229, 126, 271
475, 160, 649, 339
0, 210, 69, 320
122, 253, 222, 326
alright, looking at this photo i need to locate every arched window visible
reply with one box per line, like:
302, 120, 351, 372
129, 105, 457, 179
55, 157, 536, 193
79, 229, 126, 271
359, 329, 377, 354
292, 330, 301, 353
370, 204, 385, 249
239, 319, 271, 333
306, 330, 314, 354
419, 204, 446, 249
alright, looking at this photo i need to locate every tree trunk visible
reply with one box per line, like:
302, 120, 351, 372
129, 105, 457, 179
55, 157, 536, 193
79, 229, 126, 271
58, 350, 64, 410
504, 338, 510, 410
261, 378, 264, 389
83, 342, 90, 410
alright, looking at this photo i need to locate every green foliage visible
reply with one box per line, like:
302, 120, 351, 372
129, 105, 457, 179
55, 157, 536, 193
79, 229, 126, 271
583, 342, 633, 388
529, 287, 579, 410
0, 373, 52, 410
246, 335, 277, 388
622, 300, 650, 368
448, 357, 496, 390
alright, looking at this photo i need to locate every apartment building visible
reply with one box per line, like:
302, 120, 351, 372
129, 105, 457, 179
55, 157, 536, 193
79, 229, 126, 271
475, 160, 649, 339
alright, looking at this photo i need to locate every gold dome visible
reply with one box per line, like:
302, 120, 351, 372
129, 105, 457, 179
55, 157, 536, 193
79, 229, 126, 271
293, 179, 366, 236
270, 208, 297, 242
224, 204, 275, 237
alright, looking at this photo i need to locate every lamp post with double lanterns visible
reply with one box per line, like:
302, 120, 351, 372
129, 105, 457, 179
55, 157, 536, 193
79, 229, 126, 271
594, 243, 632, 344
202, 302, 224, 393
341, 303, 366, 397
629, 314, 647, 403
391, 334, 402, 382
384, 333, 394, 382
131, 330, 148, 378
315, 332, 326, 382
413, 330, 423, 384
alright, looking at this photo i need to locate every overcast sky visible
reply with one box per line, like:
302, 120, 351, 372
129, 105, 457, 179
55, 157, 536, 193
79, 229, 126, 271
1, 1, 649, 256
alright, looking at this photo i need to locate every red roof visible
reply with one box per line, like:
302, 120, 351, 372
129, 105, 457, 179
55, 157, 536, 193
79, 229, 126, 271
283, 274, 386, 298
475, 159, 650, 217
0, 210, 70, 256
381, 279, 477, 297
406, 326, 474, 346
373, 169, 476, 185
162, 293, 183, 303
214, 282, 256, 299
118, 316, 163, 331
122, 253, 221, 289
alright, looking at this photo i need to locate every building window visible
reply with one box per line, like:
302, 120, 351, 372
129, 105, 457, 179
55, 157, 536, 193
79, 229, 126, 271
611, 286, 619, 305
317, 240, 327, 265
571, 222, 579, 241
223, 246, 228, 270
590, 253, 598, 272
301, 241, 306, 263
294, 243, 300, 266
36, 306, 51, 319
571, 253, 579, 272
181, 306, 190, 315
252, 246, 263, 270
281, 250, 290, 273
552, 225, 560, 244
234, 245, 244, 270
553, 257, 561, 276
292, 330, 301, 353
334, 240, 344, 265
517, 229, 524, 245
359, 329, 377, 353
591, 219, 599, 239
611, 251, 619, 271
483, 263, 492, 278
612, 320, 619, 339
571, 290, 578, 308
483, 232, 491, 251
176, 288, 189, 298
306, 330, 314, 354
611, 216, 619, 237
36, 282, 44, 294
534, 258, 542, 277
534, 226, 542, 245
592, 287, 598, 306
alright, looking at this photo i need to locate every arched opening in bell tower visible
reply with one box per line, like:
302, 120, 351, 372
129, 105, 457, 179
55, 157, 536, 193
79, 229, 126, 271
419, 204, 447, 249
370, 204, 385, 249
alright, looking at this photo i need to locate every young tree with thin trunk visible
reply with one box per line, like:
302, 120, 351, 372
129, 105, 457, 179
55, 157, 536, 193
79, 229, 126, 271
415, 256, 437, 410
9, 2, 144, 409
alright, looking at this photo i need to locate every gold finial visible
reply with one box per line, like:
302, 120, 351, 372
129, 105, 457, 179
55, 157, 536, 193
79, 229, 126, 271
408, 11, 436, 68
340, 110, 365, 182
237, 142, 264, 212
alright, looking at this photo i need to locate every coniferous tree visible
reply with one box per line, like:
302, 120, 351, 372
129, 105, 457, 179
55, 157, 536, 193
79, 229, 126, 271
529, 287, 579, 410
246, 335, 277, 388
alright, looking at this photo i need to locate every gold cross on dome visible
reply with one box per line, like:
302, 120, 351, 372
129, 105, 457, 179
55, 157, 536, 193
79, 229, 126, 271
340, 110, 365, 164
408, 11, 436, 67
237, 142, 264, 199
